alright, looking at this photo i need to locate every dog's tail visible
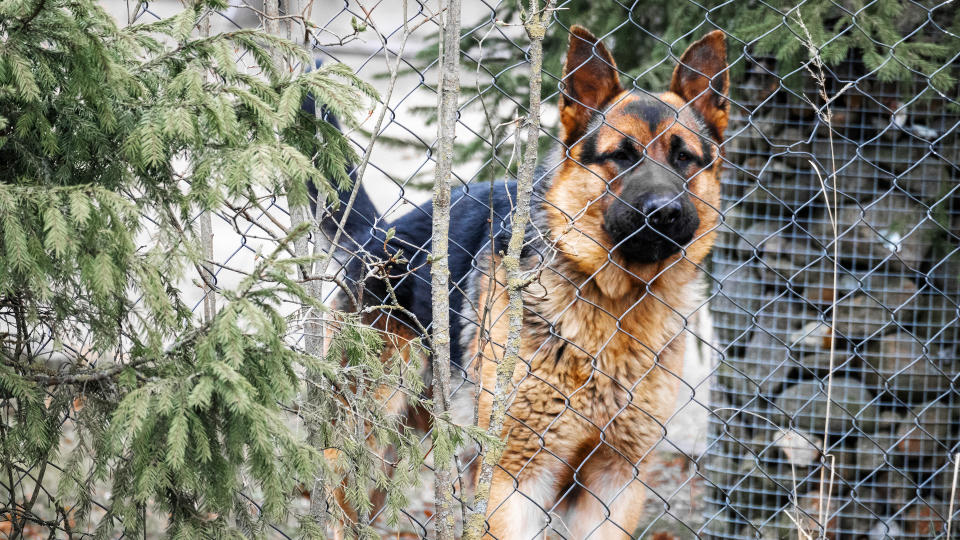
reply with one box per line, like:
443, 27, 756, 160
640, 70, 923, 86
302, 67, 379, 261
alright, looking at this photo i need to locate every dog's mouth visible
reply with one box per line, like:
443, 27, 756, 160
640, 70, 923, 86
603, 193, 700, 264
612, 229, 696, 263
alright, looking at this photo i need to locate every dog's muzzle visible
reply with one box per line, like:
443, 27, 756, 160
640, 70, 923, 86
602, 170, 700, 264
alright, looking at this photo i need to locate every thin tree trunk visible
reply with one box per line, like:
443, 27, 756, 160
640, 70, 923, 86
196, 1, 216, 323
260, 0, 330, 529
463, 2, 552, 538
262, 0, 280, 36
295, 2, 427, 532
430, 0, 462, 538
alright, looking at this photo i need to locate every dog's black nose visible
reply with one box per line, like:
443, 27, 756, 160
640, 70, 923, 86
639, 194, 683, 231
603, 188, 699, 264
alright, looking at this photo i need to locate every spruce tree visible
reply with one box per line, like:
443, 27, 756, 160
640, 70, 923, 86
0, 0, 423, 537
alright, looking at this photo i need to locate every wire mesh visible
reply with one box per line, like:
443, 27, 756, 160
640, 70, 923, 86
706, 50, 960, 539
3, 0, 958, 539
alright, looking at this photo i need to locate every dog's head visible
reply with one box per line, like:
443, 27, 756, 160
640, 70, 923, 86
544, 27, 728, 295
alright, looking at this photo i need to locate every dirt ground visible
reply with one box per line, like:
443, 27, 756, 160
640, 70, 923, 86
633, 451, 707, 540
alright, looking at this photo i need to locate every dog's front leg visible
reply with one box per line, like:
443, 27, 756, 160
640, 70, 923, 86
564, 449, 648, 540
484, 460, 559, 540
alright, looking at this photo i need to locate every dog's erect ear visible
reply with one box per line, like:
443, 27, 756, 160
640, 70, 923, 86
559, 26, 623, 145
670, 30, 730, 141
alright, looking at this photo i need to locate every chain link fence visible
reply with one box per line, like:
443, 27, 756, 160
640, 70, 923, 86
4, 0, 959, 538
708, 45, 959, 538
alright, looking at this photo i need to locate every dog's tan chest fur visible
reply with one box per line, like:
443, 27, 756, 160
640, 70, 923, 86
472, 260, 697, 466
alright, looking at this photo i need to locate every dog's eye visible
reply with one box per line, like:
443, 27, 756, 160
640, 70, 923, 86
608, 150, 639, 168
676, 151, 691, 164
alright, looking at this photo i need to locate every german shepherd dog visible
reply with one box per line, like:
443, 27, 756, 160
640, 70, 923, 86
316, 26, 728, 540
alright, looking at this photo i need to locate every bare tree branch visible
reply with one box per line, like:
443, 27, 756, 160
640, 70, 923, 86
430, 0, 463, 538
464, 2, 553, 538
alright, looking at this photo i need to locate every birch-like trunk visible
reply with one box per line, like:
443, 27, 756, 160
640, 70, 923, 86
463, 2, 552, 538
260, 0, 330, 529
196, 2, 216, 323
430, 1, 462, 538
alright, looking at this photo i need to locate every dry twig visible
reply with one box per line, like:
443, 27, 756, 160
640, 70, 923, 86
792, 10, 852, 537
948, 452, 960, 540
463, 1, 554, 538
